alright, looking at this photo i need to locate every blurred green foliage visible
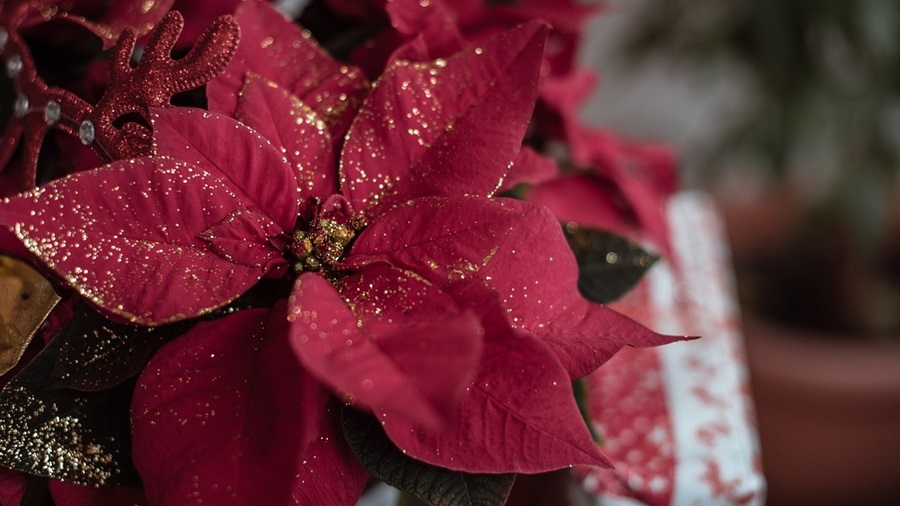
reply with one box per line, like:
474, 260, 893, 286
624, 0, 900, 244
622, 1, 900, 333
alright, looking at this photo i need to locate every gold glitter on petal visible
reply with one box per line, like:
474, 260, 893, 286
0, 255, 60, 376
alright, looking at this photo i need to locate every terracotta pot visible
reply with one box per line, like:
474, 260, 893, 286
744, 317, 900, 505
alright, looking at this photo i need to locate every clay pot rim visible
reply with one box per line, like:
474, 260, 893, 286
744, 315, 900, 407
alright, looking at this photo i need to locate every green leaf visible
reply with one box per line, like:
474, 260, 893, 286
572, 379, 601, 444
46, 308, 192, 392
0, 334, 138, 486
564, 227, 659, 304
342, 407, 515, 506
47, 280, 291, 392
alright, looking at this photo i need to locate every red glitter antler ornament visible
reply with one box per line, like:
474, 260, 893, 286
87, 11, 240, 160
0, 2, 239, 191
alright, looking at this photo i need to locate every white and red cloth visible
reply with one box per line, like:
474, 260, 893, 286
577, 192, 766, 505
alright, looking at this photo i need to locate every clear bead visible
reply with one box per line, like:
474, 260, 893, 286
79, 120, 95, 145
6, 54, 22, 78
44, 101, 61, 125
13, 94, 28, 118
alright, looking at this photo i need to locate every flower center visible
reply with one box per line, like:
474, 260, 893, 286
288, 196, 363, 274
289, 218, 355, 272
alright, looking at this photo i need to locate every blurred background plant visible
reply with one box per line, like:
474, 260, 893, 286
581, 2, 900, 503
598, 0, 900, 337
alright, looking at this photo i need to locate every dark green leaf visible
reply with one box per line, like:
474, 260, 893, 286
47, 279, 291, 392
0, 334, 139, 486
342, 407, 515, 506
46, 307, 191, 392
564, 226, 659, 304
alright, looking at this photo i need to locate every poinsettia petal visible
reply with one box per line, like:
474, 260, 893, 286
133, 307, 367, 506
0, 157, 274, 325
568, 127, 676, 252
387, 0, 458, 38
606, 164, 672, 255
348, 195, 542, 296
0, 467, 26, 506
384, 0, 464, 63
287, 268, 482, 428
382, 299, 609, 474
171, 0, 242, 50
199, 209, 287, 270
537, 69, 598, 142
538, 302, 687, 380
528, 173, 633, 238
93, 0, 175, 37
207, 0, 368, 137
500, 146, 561, 192
48, 480, 149, 506
349, 195, 681, 379
151, 107, 299, 233
340, 21, 549, 217
233, 75, 338, 199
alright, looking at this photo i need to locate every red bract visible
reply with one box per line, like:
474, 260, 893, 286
529, 126, 678, 253
340, 20, 548, 216
0, 12, 681, 504
0, 156, 275, 324
447, 0, 597, 78
132, 307, 367, 506
206, 0, 369, 140
325, 0, 594, 81
170, 0, 242, 49
290, 267, 483, 429
0, 467, 25, 506
48, 480, 149, 506
533, 68, 679, 252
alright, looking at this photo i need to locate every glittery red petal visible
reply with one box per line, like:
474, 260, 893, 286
207, 0, 368, 139
349, 195, 683, 380
233, 75, 339, 201
528, 173, 634, 240
0, 157, 270, 325
381, 289, 611, 474
151, 107, 300, 233
288, 267, 483, 429
340, 21, 549, 218
133, 307, 368, 506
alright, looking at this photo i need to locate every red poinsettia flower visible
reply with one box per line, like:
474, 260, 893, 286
310, 0, 595, 82
0, 6, 680, 504
301, 0, 675, 253
206, 0, 370, 143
